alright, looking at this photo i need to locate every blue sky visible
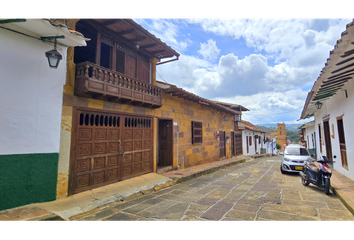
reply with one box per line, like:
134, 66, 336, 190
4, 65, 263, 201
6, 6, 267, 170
134, 18, 351, 125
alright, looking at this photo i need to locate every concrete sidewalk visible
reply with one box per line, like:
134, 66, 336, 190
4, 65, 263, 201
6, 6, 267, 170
0, 154, 257, 221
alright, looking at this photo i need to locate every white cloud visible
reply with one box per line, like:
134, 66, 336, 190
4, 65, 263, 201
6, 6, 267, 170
134, 19, 192, 53
216, 89, 308, 125
198, 39, 220, 60
186, 18, 350, 64
215, 53, 269, 96
144, 18, 352, 124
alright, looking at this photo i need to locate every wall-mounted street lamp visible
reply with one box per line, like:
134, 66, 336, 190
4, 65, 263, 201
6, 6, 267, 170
42, 36, 64, 68
315, 101, 323, 109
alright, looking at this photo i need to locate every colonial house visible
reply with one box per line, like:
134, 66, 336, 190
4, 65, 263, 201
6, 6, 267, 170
241, 121, 266, 155
298, 121, 317, 159
56, 19, 250, 199
264, 132, 278, 155
299, 20, 354, 180
0, 19, 86, 211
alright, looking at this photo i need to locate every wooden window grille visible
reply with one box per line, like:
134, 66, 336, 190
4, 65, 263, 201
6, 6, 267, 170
249, 136, 252, 146
192, 121, 203, 144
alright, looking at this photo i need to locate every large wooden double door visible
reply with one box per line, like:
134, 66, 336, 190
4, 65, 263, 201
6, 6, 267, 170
68, 108, 153, 195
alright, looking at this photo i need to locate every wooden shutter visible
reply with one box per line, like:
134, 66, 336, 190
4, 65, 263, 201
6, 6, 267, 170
259, 136, 261, 144
116, 49, 125, 74
249, 136, 252, 146
137, 59, 150, 83
125, 54, 137, 78
192, 121, 203, 144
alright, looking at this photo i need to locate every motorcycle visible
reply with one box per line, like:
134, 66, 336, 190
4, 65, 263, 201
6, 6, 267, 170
299, 155, 336, 195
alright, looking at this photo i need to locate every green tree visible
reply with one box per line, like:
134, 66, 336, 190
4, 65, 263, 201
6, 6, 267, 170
276, 143, 282, 150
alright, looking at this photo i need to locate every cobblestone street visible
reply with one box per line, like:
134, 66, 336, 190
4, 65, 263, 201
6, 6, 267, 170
76, 156, 354, 221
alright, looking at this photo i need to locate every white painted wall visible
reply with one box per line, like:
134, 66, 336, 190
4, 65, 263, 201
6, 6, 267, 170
313, 79, 354, 180
0, 28, 67, 155
242, 130, 263, 155
266, 138, 277, 155
304, 125, 316, 150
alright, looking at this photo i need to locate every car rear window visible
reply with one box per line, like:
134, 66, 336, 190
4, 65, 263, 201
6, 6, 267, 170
285, 147, 310, 156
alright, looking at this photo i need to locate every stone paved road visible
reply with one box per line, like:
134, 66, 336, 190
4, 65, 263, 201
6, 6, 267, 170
77, 156, 354, 221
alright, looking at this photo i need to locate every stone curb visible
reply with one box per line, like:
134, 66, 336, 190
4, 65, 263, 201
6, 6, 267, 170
331, 182, 354, 216
170, 158, 247, 185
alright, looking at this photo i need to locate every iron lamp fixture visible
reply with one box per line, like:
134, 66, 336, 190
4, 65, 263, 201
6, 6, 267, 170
44, 37, 62, 68
315, 101, 323, 109
223, 116, 228, 121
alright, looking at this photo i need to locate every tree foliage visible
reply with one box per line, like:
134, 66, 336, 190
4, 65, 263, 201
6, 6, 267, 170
257, 125, 300, 144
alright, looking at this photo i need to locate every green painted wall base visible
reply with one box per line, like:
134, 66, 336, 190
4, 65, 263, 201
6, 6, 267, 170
0, 153, 58, 211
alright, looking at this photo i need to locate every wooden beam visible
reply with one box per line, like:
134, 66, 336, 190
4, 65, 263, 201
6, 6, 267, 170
327, 68, 354, 80
313, 93, 335, 101
131, 36, 147, 42
199, 100, 209, 105
331, 62, 354, 74
140, 43, 157, 49
102, 19, 119, 26
323, 73, 354, 83
321, 79, 349, 88
116, 28, 135, 35
150, 49, 166, 54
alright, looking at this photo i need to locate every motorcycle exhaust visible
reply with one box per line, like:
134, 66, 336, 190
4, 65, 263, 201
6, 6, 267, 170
299, 171, 308, 180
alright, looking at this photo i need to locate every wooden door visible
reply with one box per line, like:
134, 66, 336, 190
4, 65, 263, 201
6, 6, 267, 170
246, 136, 249, 153
219, 131, 226, 158
255, 137, 257, 153
235, 133, 242, 156
158, 119, 173, 167
337, 118, 348, 169
121, 116, 153, 180
323, 120, 332, 160
231, 132, 235, 157
69, 108, 153, 195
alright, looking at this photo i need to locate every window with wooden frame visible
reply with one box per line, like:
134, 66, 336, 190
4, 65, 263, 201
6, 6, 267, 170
192, 121, 203, 144
249, 136, 252, 146
259, 136, 261, 144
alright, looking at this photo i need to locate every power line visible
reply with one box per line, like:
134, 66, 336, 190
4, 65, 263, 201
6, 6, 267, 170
156, 70, 168, 83
243, 107, 303, 116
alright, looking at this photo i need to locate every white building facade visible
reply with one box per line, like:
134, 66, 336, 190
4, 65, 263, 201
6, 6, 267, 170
242, 124, 265, 155
300, 20, 354, 180
0, 19, 86, 211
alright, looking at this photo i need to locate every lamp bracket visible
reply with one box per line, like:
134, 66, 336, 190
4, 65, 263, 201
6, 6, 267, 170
40, 35, 65, 41
40, 35, 65, 46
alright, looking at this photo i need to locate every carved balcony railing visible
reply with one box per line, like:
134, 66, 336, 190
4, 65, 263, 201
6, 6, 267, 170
74, 61, 162, 108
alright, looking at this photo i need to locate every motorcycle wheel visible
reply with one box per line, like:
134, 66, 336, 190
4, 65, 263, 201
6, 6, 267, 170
301, 170, 309, 186
324, 178, 330, 195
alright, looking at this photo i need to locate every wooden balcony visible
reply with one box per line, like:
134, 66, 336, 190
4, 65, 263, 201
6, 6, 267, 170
74, 62, 162, 108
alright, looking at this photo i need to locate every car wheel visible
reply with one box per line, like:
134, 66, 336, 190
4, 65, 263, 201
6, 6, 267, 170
280, 165, 285, 174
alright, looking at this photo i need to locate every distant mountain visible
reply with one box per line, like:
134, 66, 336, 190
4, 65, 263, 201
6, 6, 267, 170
257, 123, 301, 131
257, 125, 276, 132
257, 124, 301, 144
